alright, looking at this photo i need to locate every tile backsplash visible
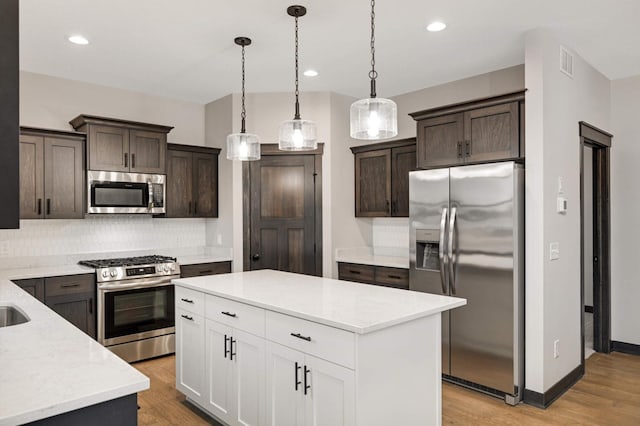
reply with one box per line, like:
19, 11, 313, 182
372, 218, 409, 257
0, 216, 207, 263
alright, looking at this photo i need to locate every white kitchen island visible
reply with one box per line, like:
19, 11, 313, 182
173, 269, 465, 426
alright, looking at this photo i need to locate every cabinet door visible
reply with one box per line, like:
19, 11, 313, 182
13, 278, 45, 302
88, 125, 129, 172
304, 354, 355, 426
45, 292, 96, 338
416, 113, 464, 169
391, 144, 416, 217
192, 152, 218, 217
166, 149, 193, 217
266, 342, 305, 426
44, 137, 84, 219
176, 308, 205, 404
233, 329, 266, 426
19, 134, 44, 219
205, 319, 234, 424
354, 149, 391, 217
463, 101, 519, 163
129, 130, 166, 174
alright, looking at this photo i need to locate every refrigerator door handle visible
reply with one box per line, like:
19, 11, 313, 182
448, 206, 457, 295
438, 208, 448, 294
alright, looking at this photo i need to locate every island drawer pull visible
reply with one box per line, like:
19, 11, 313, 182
221, 311, 237, 318
291, 332, 312, 342
180, 298, 194, 303
181, 314, 194, 321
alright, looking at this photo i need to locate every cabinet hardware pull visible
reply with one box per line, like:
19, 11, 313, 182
386, 200, 390, 215
224, 334, 230, 358
388, 275, 402, 279
46, 199, 51, 215
198, 270, 212, 274
221, 311, 237, 318
181, 314, 193, 321
230, 337, 236, 360
180, 298, 194, 303
465, 140, 471, 156
61, 284, 80, 288
349, 270, 361, 275
194, 201, 197, 215
291, 332, 312, 342
37, 199, 42, 216
131, 153, 135, 168
457, 141, 463, 159
294, 361, 302, 391
124, 153, 128, 168
304, 365, 311, 395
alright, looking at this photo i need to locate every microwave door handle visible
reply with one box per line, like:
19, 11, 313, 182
148, 182, 154, 211
448, 207, 457, 295
438, 208, 448, 294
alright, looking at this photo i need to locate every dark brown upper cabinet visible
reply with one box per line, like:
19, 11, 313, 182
166, 144, 220, 218
351, 138, 416, 217
410, 91, 525, 169
70, 115, 172, 174
19, 127, 85, 219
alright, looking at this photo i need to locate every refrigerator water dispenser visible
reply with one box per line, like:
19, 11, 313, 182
415, 229, 440, 271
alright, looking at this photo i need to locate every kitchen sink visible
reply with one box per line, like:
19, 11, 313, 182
0, 305, 30, 327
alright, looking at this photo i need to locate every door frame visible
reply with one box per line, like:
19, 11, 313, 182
242, 144, 324, 276
579, 121, 612, 362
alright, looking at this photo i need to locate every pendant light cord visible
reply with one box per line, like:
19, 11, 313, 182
369, 0, 377, 98
294, 14, 301, 120
240, 43, 247, 133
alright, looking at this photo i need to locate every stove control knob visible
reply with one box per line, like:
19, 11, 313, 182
170, 264, 176, 272
163, 264, 170, 273
157, 265, 163, 273
101, 270, 108, 279
110, 269, 117, 278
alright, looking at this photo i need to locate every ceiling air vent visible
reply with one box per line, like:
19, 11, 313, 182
560, 45, 574, 78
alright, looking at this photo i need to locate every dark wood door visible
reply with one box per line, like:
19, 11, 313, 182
46, 292, 96, 338
166, 149, 193, 217
391, 145, 416, 217
129, 130, 166, 174
44, 137, 84, 219
249, 155, 317, 275
463, 102, 519, 163
355, 149, 391, 217
13, 278, 45, 302
88, 125, 129, 172
416, 113, 464, 169
192, 152, 218, 217
19, 134, 44, 219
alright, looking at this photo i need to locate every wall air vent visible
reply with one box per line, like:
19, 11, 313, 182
560, 45, 574, 78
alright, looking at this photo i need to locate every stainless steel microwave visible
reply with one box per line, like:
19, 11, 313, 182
87, 170, 166, 214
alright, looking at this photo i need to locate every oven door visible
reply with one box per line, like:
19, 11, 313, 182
100, 282, 175, 346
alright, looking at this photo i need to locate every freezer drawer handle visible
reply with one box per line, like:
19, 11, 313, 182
448, 207, 457, 295
438, 208, 448, 294
291, 332, 312, 342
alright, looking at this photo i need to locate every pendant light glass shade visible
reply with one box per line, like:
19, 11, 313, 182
350, 97, 397, 140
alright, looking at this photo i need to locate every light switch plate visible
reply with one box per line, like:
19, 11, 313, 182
550, 242, 560, 260
557, 197, 567, 214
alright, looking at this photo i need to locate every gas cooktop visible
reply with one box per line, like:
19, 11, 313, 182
78, 255, 177, 269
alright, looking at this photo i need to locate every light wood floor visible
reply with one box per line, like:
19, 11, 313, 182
134, 352, 640, 425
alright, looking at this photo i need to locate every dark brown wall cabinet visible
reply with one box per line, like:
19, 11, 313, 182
337, 262, 409, 290
13, 274, 96, 338
180, 261, 232, 278
166, 144, 220, 218
351, 139, 416, 217
70, 115, 173, 174
19, 128, 85, 219
410, 91, 525, 169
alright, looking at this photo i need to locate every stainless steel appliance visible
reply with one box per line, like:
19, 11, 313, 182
409, 161, 524, 404
79, 255, 180, 362
87, 170, 166, 214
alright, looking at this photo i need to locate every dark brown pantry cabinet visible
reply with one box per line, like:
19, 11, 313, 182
166, 144, 220, 218
19, 127, 85, 219
410, 91, 525, 169
70, 114, 173, 174
351, 138, 416, 217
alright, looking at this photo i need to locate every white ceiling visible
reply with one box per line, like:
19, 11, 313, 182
19, 0, 640, 104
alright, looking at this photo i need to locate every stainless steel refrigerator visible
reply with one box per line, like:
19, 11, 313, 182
409, 161, 524, 404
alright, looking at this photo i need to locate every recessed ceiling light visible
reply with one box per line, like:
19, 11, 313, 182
303, 69, 318, 77
68, 35, 89, 45
426, 22, 447, 32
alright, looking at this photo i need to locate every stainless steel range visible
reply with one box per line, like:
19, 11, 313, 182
79, 255, 180, 363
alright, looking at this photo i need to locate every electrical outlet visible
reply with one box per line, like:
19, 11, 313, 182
554, 340, 560, 358
0, 240, 8, 258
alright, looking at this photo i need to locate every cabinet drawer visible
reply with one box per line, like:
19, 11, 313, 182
205, 294, 265, 337
180, 261, 231, 278
176, 286, 205, 316
375, 266, 409, 289
45, 274, 94, 298
337, 263, 375, 284
266, 311, 354, 369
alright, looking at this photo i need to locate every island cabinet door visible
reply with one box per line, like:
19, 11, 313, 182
304, 354, 355, 426
266, 342, 305, 426
232, 329, 266, 426
176, 308, 205, 404
204, 319, 234, 424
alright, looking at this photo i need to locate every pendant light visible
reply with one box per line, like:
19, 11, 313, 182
279, 5, 317, 151
227, 37, 260, 161
350, 0, 397, 140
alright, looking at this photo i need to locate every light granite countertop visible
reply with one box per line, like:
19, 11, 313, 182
174, 270, 465, 334
335, 247, 409, 269
0, 280, 149, 425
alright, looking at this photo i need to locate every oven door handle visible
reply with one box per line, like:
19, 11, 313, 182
98, 277, 178, 291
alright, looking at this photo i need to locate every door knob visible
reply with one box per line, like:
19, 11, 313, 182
252, 254, 260, 261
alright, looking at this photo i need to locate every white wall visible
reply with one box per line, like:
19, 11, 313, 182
611, 75, 640, 346
524, 28, 611, 393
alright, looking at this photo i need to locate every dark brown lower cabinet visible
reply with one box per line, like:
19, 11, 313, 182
337, 262, 409, 290
13, 278, 45, 302
45, 274, 96, 338
180, 261, 232, 278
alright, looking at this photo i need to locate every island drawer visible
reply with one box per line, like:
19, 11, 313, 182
337, 262, 375, 284
176, 286, 205, 316
45, 274, 94, 297
206, 294, 265, 337
266, 310, 355, 369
